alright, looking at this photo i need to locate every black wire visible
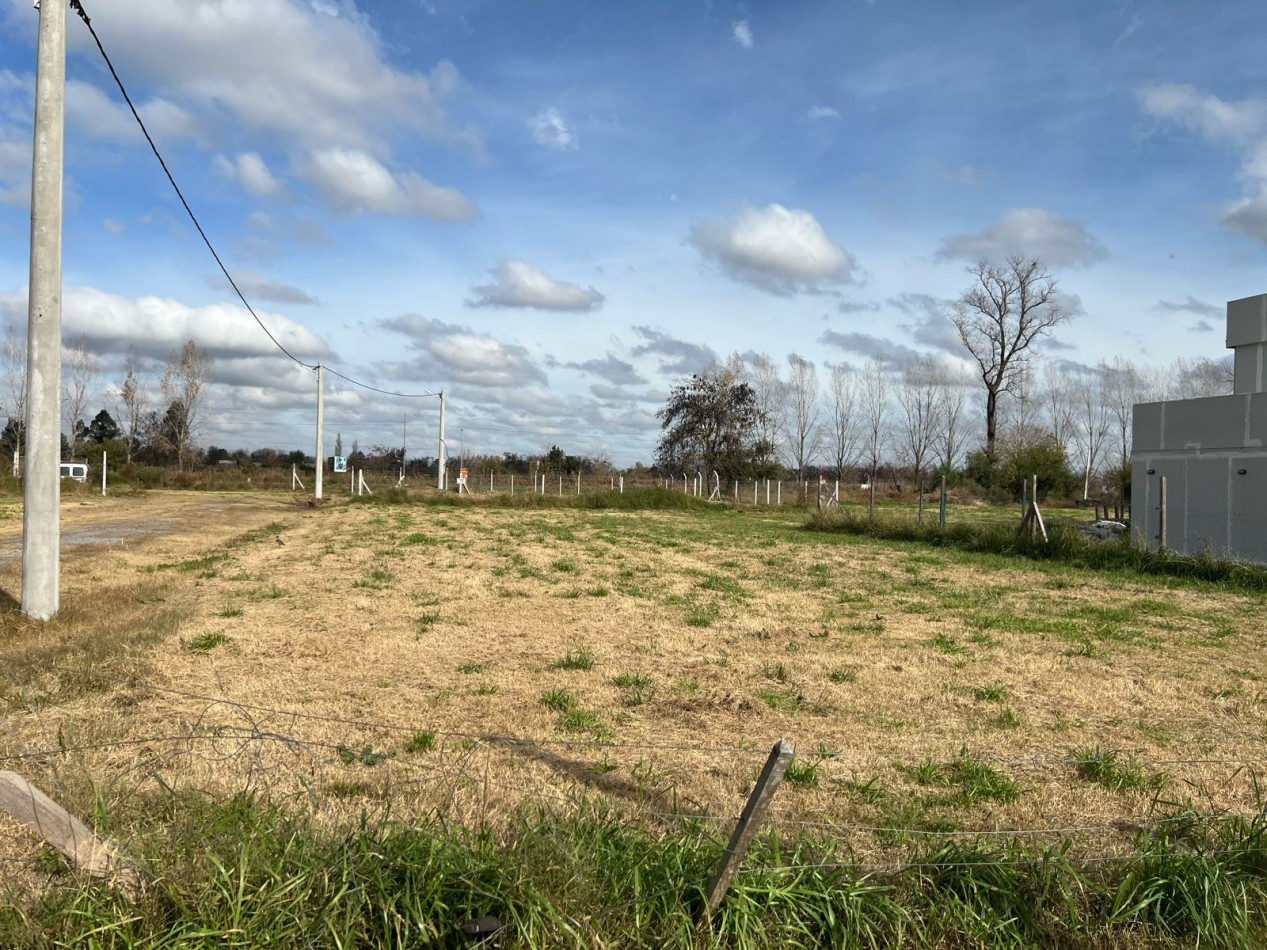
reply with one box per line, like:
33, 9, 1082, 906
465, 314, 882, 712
69, 0, 310, 371
324, 366, 439, 399
69, 0, 444, 402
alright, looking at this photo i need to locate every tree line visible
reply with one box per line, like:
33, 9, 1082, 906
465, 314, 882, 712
654, 258, 1231, 501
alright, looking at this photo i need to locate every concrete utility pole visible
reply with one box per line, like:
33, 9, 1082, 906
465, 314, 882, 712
22, 0, 68, 620
313, 363, 324, 501
436, 390, 446, 490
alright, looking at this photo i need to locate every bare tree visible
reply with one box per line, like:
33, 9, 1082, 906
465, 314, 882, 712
1039, 363, 1078, 466
827, 362, 861, 481
859, 357, 888, 488
951, 256, 1072, 460
115, 348, 147, 465
784, 353, 821, 476
933, 370, 972, 475
994, 364, 1047, 456
1099, 357, 1164, 494
743, 352, 785, 469
1070, 368, 1111, 500
1170, 355, 1233, 399
62, 338, 98, 459
159, 339, 213, 472
894, 355, 941, 493
1, 321, 26, 428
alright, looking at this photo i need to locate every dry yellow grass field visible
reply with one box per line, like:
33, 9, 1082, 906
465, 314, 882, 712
1, 488, 1264, 877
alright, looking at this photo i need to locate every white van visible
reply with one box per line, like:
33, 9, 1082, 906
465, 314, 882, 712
59, 462, 88, 483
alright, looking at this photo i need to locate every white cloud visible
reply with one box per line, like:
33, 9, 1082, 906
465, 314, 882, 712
530, 107, 575, 150
0, 285, 331, 364
65, 79, 199, 143
732, 20, 754, 49
102, 218, 124, 236
214, 152, 282, 197
467, 261, 604, 312
1138, 84, 1267, 143
689, 203, 855, 294
807, 105, 840, 120
936, 208, 1107, 268
302, 148, 477, 219
380, 314, 547, 387
49, 0, 484, 155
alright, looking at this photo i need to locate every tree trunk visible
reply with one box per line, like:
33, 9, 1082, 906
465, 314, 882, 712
985, 387, 999, 460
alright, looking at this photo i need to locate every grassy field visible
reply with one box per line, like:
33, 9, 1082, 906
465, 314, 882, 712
0, 487, 1264, 946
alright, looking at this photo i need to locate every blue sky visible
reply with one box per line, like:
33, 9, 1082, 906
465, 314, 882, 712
2, 0, 1267, 464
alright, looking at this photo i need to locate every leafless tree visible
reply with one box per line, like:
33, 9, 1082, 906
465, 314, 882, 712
115, 348, 147, 465
1039, 363, 1078, 465
1069, 368, 1111, 500
1100, 357, 1164, 493
1, 320, 26, 428
159, 339, 213, 472
933, 369, 972, 475
743, 351, 785, 468
994, 364, 1047, 456
951, 256, 1073, 460
827, 362, 861, 481
1169, 355, 1233, 399
784, 352, 821, 476
62, 338, 98, 459
895, 355, 941, 492
859, 356, 888, 486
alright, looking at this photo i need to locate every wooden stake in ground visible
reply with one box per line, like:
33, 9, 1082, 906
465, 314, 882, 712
698, 739, 794, 924
0, 771, 139, 891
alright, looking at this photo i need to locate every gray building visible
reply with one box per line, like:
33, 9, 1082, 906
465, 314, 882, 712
1132, 293, 1267, 563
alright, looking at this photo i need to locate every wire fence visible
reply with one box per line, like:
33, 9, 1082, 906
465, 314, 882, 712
3, 660, 1263, 879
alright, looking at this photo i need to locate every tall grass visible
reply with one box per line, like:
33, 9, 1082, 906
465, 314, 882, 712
806, 508, 1267, 593
3, 793, 1265, 948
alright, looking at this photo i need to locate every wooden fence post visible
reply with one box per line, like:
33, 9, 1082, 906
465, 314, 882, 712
697, 739, 794, 925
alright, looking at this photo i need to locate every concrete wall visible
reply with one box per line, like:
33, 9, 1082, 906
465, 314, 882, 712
1131, 377, 1267, 563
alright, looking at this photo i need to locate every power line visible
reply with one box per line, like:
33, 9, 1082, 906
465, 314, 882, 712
68, 0, 444, 402
68, 0, 309, 371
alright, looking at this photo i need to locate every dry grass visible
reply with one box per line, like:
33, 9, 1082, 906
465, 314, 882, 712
1, 491, 1265, 880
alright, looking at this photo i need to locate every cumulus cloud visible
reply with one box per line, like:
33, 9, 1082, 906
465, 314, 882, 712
302, 148, 477, 219
689, 203, 856, 295
66, 80, 199, 143
936, 208, 1107, 268
732, 20, 754, 49
380, 314, 547, 387
207, 270, 318, 305
630, 326, 717, 375
530, 107, 575, 150
566, 354, 646, 386
214, 152, 282, 197
807, 105, 840, 120
467, 261, 604, 312
0, 285, 331, 364
51, 0, 484, 155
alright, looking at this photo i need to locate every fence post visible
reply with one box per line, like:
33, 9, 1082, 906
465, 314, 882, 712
101, 451, 107, 497
1157, 475, 1167, 552
620, 475, 624, 494
777, 481, 781, 505
697, 739, 794, 924
939, 475, 947, 529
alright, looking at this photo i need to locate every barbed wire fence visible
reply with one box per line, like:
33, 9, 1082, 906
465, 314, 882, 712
2, 660, 1263, 891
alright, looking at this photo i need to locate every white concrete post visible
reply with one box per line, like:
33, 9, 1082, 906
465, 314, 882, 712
314, 363, 324, 501
436, 391, 446, 490
22, 0, 68, 620
101, 450, 106, 497
619, 475, 624, 494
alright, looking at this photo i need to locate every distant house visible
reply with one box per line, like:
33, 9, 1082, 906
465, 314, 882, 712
1132, 293, 1267, 563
